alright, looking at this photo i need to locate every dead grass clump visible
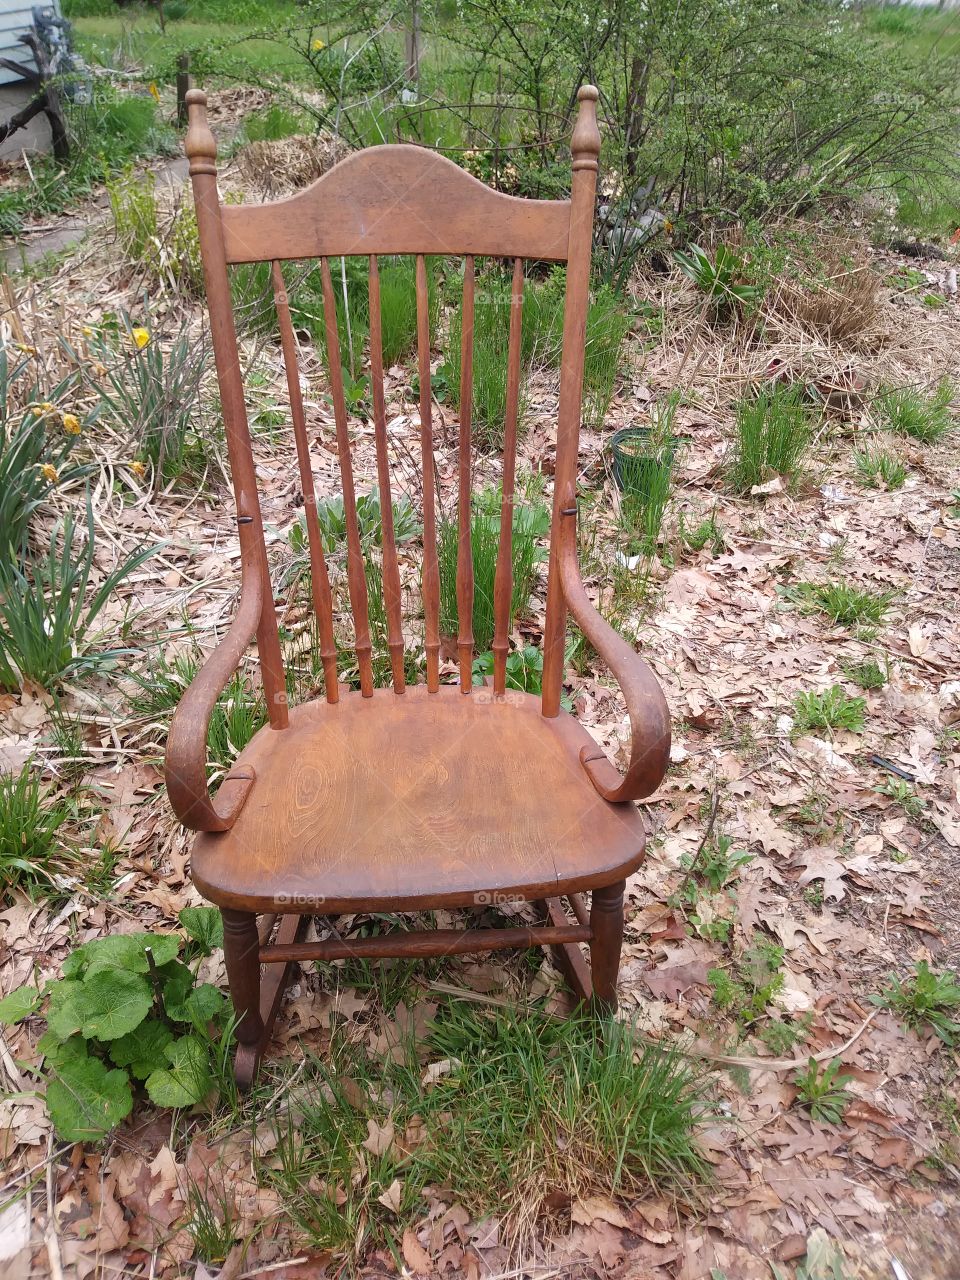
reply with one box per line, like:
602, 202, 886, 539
233, 133, 350, 198
767, 255, 881, 344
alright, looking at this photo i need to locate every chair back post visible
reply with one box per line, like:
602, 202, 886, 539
541, 85, 600, 718
185, 89, 288, 730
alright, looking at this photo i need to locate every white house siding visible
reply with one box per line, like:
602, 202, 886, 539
0, 1, 63, 158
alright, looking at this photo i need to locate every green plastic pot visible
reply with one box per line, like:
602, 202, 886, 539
609, 426, 681, 496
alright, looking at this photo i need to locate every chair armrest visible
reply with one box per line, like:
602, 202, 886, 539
559, 545, 671, 803
164, 556, 263, 832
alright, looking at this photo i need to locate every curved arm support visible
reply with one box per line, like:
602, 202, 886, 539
165, 551, 263, 832
559, 543, 671, 802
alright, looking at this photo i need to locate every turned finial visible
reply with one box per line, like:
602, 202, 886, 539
571, 84, 600, 173
185, 88, 217, 177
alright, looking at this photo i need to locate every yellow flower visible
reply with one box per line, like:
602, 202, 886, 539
17, 343, 37, 355
82, 325, 94, 337
40, 463, 58, 484
129, 461, 147, 479
62, 413, 81, 435
31, 406, 44, 417
31, 401, 55, 417
148, 82, 160, 103
131, 327, 150, 349
311, 37, 325, 50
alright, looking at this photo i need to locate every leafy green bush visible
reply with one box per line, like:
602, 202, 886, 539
472, 643, 558, 699
439, 485, 549, 653
674, 243, 762, 316
288, 486, 420, 564
726, 384, 811, 493
0, 910, 230, 1142
0, 765, 72, 901
0, 498, 157, 690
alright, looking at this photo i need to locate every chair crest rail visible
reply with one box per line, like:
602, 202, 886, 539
219, 144, 572, 264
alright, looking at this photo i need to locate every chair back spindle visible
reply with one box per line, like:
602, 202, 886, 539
491, 256, 525, 695
456, 255, 476, 692
368, 254, 407, 694
271, 260, 340, 702
319, 256, 374, 697
416, 253, 441, 693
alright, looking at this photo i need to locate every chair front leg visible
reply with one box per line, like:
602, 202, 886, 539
589, 880, 625, 1013
222, 908, 264, 1047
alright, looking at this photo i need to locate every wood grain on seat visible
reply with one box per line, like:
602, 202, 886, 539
192, 686, 646, 913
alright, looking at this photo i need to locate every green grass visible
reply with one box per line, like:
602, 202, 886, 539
70, 12, 309, 83
874, 961, 960, 1046
242, 103, 311, 141
876, 378, 954, 443
792, 685, 866, 735
438, 485, 549, 654
0, 90, 173, 237
129, 654, 266, 772
726, 383, 811, 493
790, 582, 896, 628
619, 434, 676, 559
0, 765, 72, 901
841, 657, 887, 690
853, 446, 906, 490
259, 1005, 709, 1256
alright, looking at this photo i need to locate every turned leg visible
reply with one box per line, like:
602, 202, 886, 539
221, 909, 264, 1050
589, 880, 625, 1013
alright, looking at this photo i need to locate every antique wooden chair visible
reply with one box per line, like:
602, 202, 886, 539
165, 85, 671, 1087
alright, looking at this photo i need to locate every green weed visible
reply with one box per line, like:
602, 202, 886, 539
792, 685, 866, 734
260, 1005, 709, 1254
874, 961, 960, 1045
793, 1058, 853, 1124
841, 658, 886, 690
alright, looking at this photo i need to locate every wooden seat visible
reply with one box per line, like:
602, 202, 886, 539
165, 85, 672, 1087
192, 687, 647, 914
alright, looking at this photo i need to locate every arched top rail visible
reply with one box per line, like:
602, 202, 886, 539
220, 144, 573, 264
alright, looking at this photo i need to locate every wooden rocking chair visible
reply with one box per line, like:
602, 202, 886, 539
165, 85, 671, 1087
